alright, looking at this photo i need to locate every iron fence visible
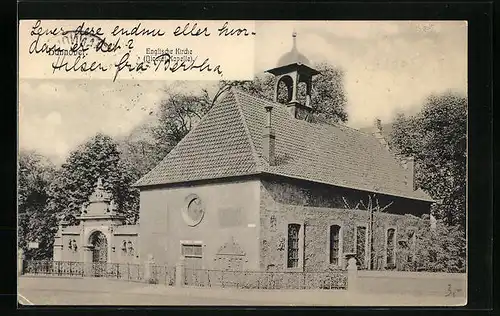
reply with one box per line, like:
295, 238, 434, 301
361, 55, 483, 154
150, 264, 176, 286
22, 260, 144, 282
184, 268, 348, 290
22, 260, 347, 290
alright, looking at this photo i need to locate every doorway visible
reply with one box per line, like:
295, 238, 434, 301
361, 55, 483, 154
89, 231, 108, 277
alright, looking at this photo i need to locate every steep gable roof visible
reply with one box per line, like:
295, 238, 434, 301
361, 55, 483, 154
135, 88, 433, 202
358, 123, 393, 146
134, 91, 258, 186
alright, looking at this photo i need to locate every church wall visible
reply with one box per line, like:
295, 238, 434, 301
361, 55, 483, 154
259, 178, 430, 272
139, 179, 261, 270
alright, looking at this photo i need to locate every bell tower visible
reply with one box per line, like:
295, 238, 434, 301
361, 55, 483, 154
266, 31, 320, 120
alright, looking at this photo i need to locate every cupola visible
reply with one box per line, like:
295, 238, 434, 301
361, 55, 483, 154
266, 31, 320, 120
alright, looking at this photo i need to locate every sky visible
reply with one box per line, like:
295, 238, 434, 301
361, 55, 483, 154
18, 21, 467, 165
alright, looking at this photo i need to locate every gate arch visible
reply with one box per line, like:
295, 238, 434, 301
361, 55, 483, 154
89, 230, 108, 263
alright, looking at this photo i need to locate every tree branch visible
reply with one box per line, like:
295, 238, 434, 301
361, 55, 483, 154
341, 196, 350, 209
379, 201, 394, 212
359, 200, 367, 210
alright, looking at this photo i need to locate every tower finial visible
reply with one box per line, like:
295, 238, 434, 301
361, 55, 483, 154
292, 30, 297, 50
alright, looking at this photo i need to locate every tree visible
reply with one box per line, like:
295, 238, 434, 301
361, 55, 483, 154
18, 150, 57, 260
117, 123, 160, 181
47, 133, 139, 226
150, 88, 212, 159
220, 62, 349, 124
413, 217, 466, 273
389, 92, 467, 228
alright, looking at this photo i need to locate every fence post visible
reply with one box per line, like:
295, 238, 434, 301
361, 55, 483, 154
347, 257, 358, 293
18, 249, 24, 276
144, 254, 154, 283
175, 256, 185, 288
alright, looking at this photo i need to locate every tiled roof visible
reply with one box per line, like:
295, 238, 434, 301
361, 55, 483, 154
134, 91, 258, 186
358, 123, 393, 145
134, 88, 433, 202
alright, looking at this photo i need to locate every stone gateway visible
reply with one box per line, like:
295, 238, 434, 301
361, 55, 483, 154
52, 178, 140, 265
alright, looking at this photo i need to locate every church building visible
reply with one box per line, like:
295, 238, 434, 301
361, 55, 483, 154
134, 33, 434, 272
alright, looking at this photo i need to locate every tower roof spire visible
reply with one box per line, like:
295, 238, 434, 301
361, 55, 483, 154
264, 28, 320, 117
267, 29, 318, 74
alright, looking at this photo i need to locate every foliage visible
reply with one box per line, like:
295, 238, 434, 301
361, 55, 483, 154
46, 133, 139, 226
308, 62, 349, 123
117, 131, 159, 181
413, 218, 466, 273
220, 62, 349, 123
18, 150, 57, 260
219, 72, 275, 101
148, 277, 159, 284
150, 87, 212, 160
389, 92, 467, 228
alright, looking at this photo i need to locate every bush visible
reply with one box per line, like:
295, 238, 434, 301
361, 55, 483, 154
148, 277, 159, 284
414, 220, 466, 273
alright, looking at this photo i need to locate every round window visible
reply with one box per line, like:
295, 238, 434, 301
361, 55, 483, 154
182, 194, 205, 226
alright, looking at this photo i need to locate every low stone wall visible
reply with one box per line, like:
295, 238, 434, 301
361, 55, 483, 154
354, 270, 466, 297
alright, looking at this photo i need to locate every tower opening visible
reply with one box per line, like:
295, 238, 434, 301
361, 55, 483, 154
265, 31, 320, 120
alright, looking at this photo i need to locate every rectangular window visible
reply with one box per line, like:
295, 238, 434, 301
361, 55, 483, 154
329, 225, 341, 265
386, 228, 396, 266
356, 226, 367, 268
181, 243, 203, 270
287, 224, 300, 268
181, 244, 202, 258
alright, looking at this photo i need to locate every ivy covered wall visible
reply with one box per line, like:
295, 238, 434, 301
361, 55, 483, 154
258, 178, 431, 272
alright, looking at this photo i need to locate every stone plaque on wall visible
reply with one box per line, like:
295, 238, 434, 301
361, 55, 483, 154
218, 207, 243, 227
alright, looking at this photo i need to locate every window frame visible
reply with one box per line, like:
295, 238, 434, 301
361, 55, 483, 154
179, 240, 204, 259
285, 221, 304, 271
385, 226, 397, 268
327, 222, 343, 267
354, 223, 369, 269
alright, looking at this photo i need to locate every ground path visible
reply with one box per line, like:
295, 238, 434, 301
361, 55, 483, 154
17, 276, 466, 306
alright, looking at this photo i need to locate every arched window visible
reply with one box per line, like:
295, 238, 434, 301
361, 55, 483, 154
356, 225, 367, 268
276, 75, 294, 104
287, 224, 301, 268
386, 228, 396, 267
329, 225, 341, 265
